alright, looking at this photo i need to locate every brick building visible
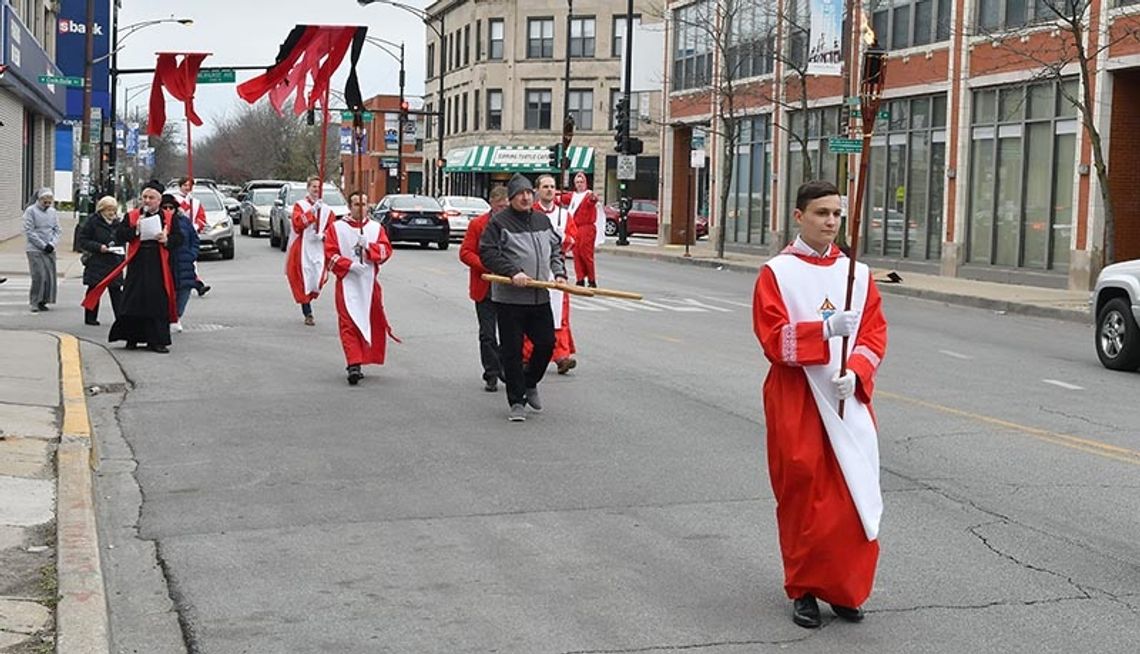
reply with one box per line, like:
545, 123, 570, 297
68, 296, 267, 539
420, 0, 662, 203
339, 93, 425, 201
660, 0, 1140, 290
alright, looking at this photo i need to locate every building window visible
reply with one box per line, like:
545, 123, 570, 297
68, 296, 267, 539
455, 30, 462, 69
726, 115, 772, 246
857, 95, 949, 260
610, 89, 644, 128
612, 15, 642, 57
489, 19, 504, 60
967, 80, 1078, 271
784, 107, 844, 242
725, 2, 776, 79
425, 103, 434, 140
528, 18, 555, 59
488, 90, 503, 130
427, 43, 435, 78
570, 17, 596, 58
462, 93, 469, 132
672, 1, 714, 91
475, 21, 482, 61
975, 0, 1063, 31
525, 89, 552, 129
568, 89, 594, 130
464, 26, 470, 66
868, 0, 950, 50
474, 90, 480, 130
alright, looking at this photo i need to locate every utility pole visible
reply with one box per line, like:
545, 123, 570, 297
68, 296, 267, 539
616, 0, 634, 246
436, 12, 446, 196
397, 42, 405, 194
79, 0, 96, 214
560, 0, 574, 189
108, 0, 120, 200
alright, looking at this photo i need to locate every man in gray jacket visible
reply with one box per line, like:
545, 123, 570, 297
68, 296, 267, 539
479, 174, 568, 422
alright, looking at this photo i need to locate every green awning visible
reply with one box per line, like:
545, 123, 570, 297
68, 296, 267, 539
445, 145, 595, 173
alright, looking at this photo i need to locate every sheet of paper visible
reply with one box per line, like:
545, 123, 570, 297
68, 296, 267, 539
138, 215, 162, 241
107, 245, 126, 256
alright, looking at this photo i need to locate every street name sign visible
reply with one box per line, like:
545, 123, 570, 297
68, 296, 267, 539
38, 75, 84, 87
828, 137, 864, 154
341, 111, 375, 121
197, 69, 235, 84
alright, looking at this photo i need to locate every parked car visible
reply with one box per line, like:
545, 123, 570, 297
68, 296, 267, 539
169, 186, 235, 260
371, 194, 449, 250
269, 182, 349, 251
169, 177, 218, 190
603, 199, 708, 239
238, 180, 289, 237
438, 195, 490, 240
1092, 258, 1140, 371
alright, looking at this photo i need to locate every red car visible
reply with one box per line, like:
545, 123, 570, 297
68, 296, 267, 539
603, 199, 708, 238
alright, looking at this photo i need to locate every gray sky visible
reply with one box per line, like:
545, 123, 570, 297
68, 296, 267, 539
117, 0, 428, 136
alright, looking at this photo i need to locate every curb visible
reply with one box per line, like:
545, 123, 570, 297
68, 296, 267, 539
599, 245, 1090, 324
52, 332, 110, 654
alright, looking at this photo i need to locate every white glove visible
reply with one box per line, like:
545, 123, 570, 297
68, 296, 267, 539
349, 261, 370, 274
833, 370, 856, 401
824, 310, 861, 339
356, 234, 368, 249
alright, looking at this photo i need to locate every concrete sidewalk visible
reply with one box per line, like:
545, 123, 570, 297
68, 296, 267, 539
0, 212, 86, 281
599, 240, 1092, 323
0, 330, 108, 653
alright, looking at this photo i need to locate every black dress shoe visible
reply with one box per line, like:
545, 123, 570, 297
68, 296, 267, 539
792, 594, 821, 628
347, 365, 363, 385
149, 345, 170, 354
85, 319, 100, 326
831, 603, 864, 622
197, 284, 211, 297
125, 342, 138, 350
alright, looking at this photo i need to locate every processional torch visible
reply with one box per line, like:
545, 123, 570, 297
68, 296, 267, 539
838, 27, 886, 419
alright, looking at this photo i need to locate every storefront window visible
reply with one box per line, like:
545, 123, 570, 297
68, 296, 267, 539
724, 115, 771, 246
967, 81, 1078, 271
785, 107, 842, 243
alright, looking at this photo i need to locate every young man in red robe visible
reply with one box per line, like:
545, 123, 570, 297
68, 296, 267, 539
534, 174, 577, 374
752, 180, 888, 628
460, 185, 508, 391
560, 171, 603, 288
174, 177, 210, 297
287, 176, 334, 326
324, 191, 397, 385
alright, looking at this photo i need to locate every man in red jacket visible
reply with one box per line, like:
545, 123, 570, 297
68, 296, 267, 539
460, 185, 508, 391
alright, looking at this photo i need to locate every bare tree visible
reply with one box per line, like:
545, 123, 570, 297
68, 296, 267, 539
964, 0, 1140, 266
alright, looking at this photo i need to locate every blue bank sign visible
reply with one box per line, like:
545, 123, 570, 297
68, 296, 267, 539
57, 0, 111, 120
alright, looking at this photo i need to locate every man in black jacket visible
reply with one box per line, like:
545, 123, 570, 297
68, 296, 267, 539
479, 174, 568, 422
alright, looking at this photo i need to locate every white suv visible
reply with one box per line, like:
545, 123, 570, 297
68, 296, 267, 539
1092, 258, 1140, 370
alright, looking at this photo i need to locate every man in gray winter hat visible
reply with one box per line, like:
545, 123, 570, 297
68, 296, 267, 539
479, 173, 568, 422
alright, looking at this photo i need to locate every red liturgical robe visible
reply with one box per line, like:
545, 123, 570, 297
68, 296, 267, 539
752, 240, 888, 608
324, 218, 398, 366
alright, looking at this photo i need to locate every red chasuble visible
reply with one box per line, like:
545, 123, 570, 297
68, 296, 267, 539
752, 241, 888, 608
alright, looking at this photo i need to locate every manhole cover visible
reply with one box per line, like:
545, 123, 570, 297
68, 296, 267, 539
181, 323, 232, 332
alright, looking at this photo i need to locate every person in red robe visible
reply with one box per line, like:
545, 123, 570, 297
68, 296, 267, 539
174, 177, 211, 297
752, 180, 888, 628
533, 174, 577, 374
560, 171, 601, 287
460, 185, 508, 391
324, 190, 397, 385
287, 176, 334, 326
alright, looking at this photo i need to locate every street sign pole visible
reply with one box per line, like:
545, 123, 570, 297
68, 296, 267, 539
616, 0, 634, 247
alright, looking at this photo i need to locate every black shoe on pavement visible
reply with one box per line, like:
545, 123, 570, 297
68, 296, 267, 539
197, 284, 211, 297
85, 319, 100, 326
830, 603, 864, 622
347, 365, 363, 385
125, 342, 138, 350
576, 279, 586, 286
37, 303, 50, 311
792, 595, 821, 629
484, 377, 498, 392
149, 345, 170, 354
587, 280, 597, 288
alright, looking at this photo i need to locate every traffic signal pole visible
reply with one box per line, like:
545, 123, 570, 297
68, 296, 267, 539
616, 0, 634, 247
560, 0, 574, 190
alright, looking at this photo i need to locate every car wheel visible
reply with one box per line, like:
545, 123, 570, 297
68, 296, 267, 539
220, 242, 235, 260
437, 240, 449, 251
269, 226, 280, 248
419, 241, 430, 249
605, 220, 618, 237
279, 231, 288, 252
240, 220, 249, 236
1095, 297, 1140, 371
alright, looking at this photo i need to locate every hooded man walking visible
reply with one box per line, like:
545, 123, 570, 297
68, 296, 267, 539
23, 188, 61, 313
479, 174, 568, 422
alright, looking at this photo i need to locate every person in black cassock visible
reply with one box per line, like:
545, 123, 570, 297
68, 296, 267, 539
84, 180, 182, 353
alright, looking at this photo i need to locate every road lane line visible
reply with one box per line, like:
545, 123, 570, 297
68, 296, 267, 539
652, 334, 684, 344
699, 295, 753, 308
1042, 379, 1084, 391
879, 390, 1140, 466
938, 350, 974, 360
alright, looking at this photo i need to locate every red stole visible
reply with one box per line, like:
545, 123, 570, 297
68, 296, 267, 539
82, 209, 179, 322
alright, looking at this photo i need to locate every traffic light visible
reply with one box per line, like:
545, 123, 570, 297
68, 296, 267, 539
613, 97, 629, 152
399, 100, 410, 121
546, 144, 560, 169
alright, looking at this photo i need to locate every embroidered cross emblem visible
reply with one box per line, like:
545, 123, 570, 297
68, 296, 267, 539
819, 297, 837, 321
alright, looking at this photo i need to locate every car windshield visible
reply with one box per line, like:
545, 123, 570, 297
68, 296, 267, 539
192, 191, 223, 211
444, 197, 489, 210
391, 196, 442, 211
252, 189, 278, 204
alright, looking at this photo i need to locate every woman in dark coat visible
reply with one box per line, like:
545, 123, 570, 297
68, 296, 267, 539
79, 196, 125, 325
165, 193, 200, 332
84, 180, 182, 353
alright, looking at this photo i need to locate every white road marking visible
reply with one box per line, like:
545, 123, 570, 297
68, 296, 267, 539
938, 350, 974, 360
699, 295, 753, 308
662, 298, 733, 312
1042, 379, 1084, 391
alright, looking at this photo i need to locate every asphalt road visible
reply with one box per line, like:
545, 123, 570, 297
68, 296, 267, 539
5, 232, 1140, 653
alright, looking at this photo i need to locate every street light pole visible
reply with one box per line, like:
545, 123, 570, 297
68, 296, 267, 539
616, 0, 634, 246
364, 36, 406, 194
561, 0, 573, 190
108, 0, 119, 200
79, 0, 96, 214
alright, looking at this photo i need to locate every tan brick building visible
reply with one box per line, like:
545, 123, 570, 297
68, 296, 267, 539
661, 0, 1140, 290
421, 0, 662, 204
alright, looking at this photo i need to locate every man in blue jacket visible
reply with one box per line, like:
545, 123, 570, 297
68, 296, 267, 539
479, 174, 568, 422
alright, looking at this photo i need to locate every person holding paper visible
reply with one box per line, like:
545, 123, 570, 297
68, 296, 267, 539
79, 196, 126, 326
83, 180, 182, 353
752, 180, 888, 628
